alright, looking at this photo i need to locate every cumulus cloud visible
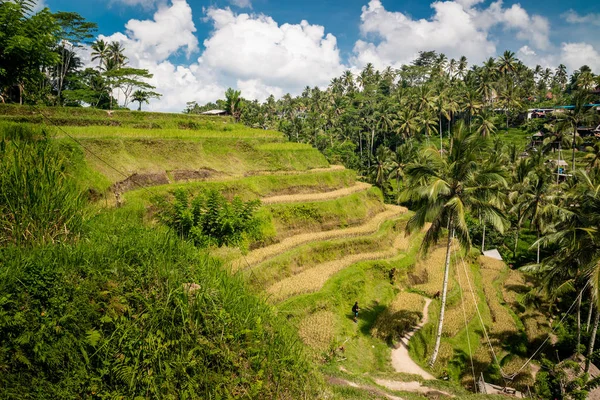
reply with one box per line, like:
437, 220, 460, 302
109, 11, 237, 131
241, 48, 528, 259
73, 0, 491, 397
351, 0, 550, 69
560, 43, 600, 72
97, 0, 217, 112
200, 7, 344, 91
91, 1, 344, 111
229, 0, 252, 9
562, 10, 600, 26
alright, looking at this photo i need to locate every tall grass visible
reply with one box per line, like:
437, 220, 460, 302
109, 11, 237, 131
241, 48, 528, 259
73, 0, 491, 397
0, 123, 85, 246
0, 209, 319, 398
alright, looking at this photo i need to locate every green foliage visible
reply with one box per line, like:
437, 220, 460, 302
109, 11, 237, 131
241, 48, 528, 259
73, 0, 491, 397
0, 212, 317, 398
158, 189, 262, 248
0, 122, 85, 245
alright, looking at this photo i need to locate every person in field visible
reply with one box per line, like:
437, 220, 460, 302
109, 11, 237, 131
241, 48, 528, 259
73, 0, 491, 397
352, 301, 359, 322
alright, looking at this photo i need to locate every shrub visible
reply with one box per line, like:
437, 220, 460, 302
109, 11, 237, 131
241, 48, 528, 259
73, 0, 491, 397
158, 189, 263, 248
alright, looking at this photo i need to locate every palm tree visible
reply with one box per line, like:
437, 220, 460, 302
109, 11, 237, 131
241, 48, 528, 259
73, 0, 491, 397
108, 41, 127, 68
402, 124, 506, 366
369, 146, 394, 194
224, 88, 242, 122
556, 90, 595, 174
91, 39, 109, 71
390, 142, 418, 202
132, 90, 149, 111
540, 170, 600, 372
475, 111, 496, 138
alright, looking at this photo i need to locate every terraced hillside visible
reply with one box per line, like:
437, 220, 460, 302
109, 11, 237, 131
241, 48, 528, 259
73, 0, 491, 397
1, 105, 547, 399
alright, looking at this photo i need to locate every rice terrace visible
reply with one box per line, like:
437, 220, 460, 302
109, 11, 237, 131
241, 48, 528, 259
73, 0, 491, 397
2, 0, 600, 399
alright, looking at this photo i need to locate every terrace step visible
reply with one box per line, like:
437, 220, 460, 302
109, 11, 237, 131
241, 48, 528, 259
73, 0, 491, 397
232, 204, 407, 271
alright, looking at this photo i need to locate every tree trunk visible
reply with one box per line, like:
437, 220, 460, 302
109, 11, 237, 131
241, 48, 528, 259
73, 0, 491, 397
536, 231, 540, 264
588, 295, 594, 333
370, 128, 375, 168
482, 224, 486, 253
439, 113, 443, 154
577, 292, 582, 354
585, 308, 599, 373
514, 220, 521, 256
557, 144, 561, 185
572, 130, 577, 176
429, 224, 454, 367
18, 83, 23, 105
138, 101, 142, 111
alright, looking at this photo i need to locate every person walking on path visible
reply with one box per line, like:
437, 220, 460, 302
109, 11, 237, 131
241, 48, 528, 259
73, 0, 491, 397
352, 301, 360, 323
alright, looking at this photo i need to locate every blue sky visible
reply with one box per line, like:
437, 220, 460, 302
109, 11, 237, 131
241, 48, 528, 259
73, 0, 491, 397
35, 0, 600, 111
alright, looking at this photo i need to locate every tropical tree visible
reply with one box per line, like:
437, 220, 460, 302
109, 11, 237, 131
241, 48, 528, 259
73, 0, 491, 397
224, 88, 242, 122
131, 90, 160, 111
402, 124, 506, 365
91, 39, 109, 70
539, 171, 600, 373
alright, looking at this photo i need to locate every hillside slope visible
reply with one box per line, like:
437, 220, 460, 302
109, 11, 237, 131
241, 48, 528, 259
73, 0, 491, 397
0, 105, 546, 399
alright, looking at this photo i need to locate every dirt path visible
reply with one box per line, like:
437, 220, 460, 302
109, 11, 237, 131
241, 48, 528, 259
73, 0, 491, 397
232, 205, 407, 270
265, 230, 412, 302
390, 297, 436, 380
374, 379, 452, 398
327, 377, 404, 400
261, 181, 371, 204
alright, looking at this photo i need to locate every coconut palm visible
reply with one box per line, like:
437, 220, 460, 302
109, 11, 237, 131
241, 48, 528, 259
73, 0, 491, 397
108, 41, 127, 68
402, 124, 506, 366
475, 111, 497, 138
132, 90, 149, 111
539, 170, 600, 372
224, 88, 242, 122
91, 39, 109, 71
369, 145, 394, 193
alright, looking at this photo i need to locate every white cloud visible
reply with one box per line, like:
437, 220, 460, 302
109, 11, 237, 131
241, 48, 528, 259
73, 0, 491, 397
32, 0, 47, 12
351, 0, 550, 69
199, 7, 344, 91
562, 10, 600, 26
229, 0, 252, 9
560, 43, 600, 72
96, 0, 215, 112
237, 79, 284, 102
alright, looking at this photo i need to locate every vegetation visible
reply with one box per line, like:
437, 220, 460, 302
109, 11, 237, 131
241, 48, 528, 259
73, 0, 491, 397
156, 188, 263, 249
4, 2, 600, 396
0, 1, 159, 109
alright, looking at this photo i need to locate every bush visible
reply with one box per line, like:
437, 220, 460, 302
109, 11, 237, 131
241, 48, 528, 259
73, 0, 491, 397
157, 189, 263, 249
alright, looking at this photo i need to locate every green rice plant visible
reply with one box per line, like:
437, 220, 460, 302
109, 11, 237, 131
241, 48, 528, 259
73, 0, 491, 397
0, 123, 86, 246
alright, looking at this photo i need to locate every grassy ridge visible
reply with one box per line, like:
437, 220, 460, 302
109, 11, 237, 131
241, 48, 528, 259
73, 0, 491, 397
0, 210, 318, 398
0, 119, 324, 399
71, 137, 328, 188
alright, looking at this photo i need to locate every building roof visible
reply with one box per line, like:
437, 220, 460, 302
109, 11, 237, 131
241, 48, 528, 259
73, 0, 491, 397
483, 249, 503, 260
551, 159, 569, 166
200, 109, 227, 115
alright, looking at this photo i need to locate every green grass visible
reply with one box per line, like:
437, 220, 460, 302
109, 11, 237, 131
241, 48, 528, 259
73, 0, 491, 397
124, 168, 356, 209
54, 125, 284, 140
64, 136, 329, 189
0, 104, 235, 129
262, 187, 384, 238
